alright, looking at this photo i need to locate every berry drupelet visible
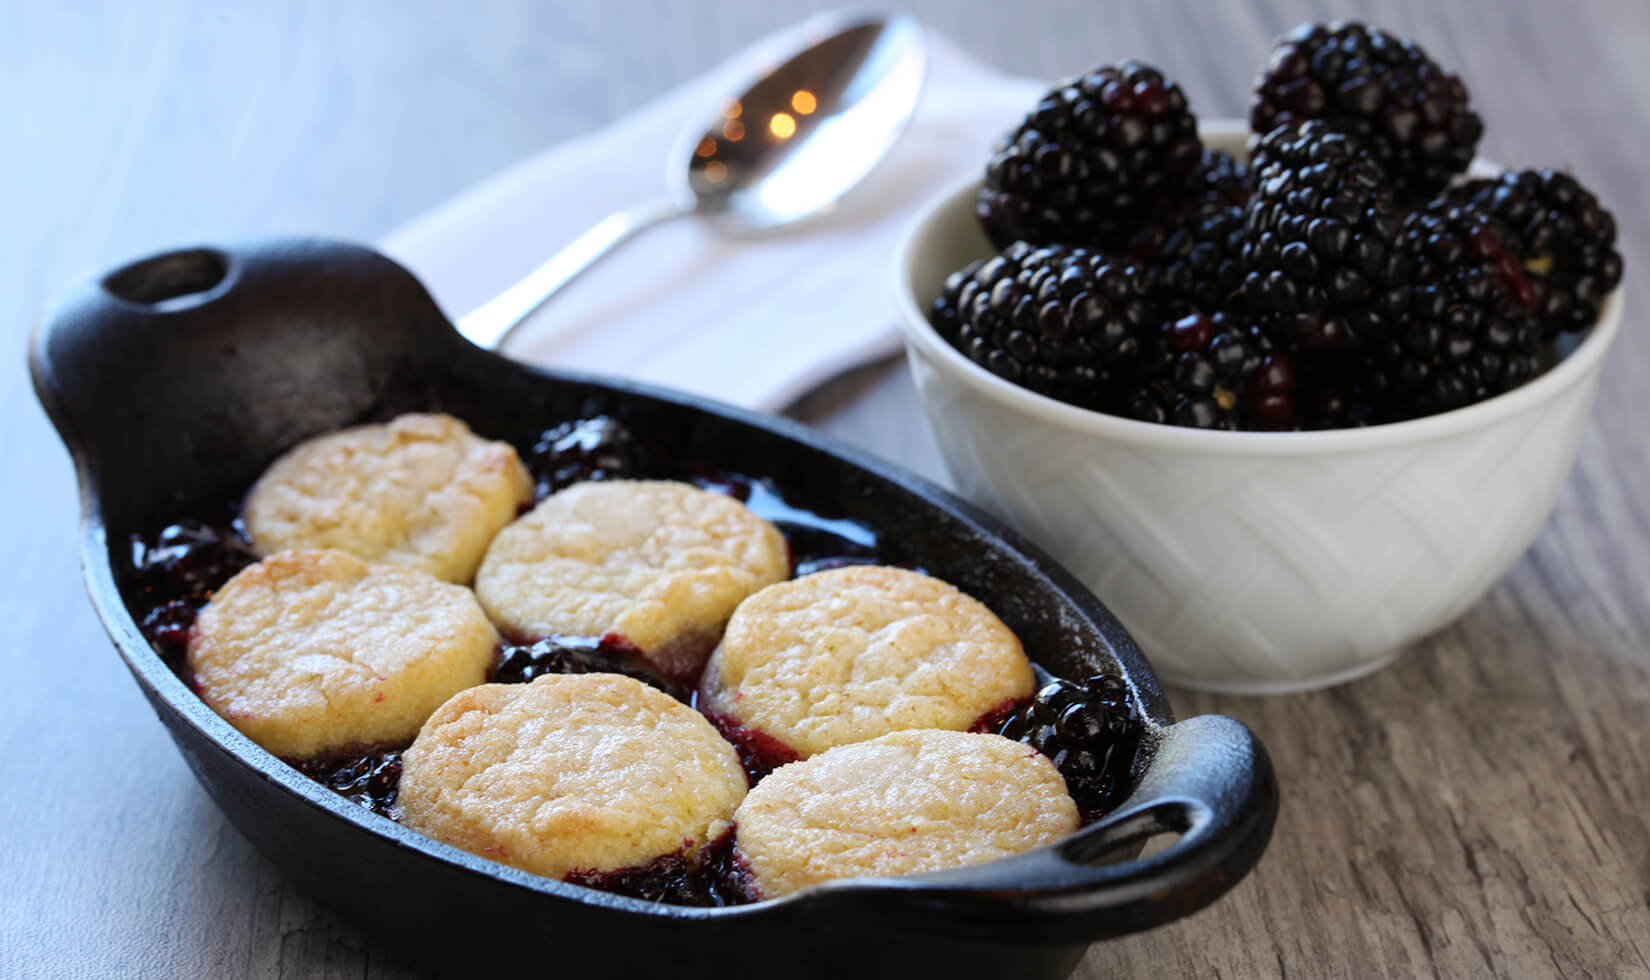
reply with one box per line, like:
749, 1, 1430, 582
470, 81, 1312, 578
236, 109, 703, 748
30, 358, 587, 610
998, 673, 1142, 819
978, 61, 1203, 249
1368, 202, 1544, 420
1250, 20, 1483, 200
929, 242, 1158, 409
1241, 122, 1407, 353
1124, 313, 1297, 430
1449, 168, 1623, 339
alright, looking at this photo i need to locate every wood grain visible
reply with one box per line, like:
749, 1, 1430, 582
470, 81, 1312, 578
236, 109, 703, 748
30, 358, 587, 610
4, 1, 1648, 978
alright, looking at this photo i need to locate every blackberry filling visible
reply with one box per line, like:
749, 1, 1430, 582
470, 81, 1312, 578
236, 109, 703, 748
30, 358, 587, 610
564, 829, 754, 907
491, 634, 687, 702
286, 745, 406, 819
700, 712, 804, 786
526, 415, 652, 500
129, 517, 258, 671
998, 672, 1143, 821
130, 518, 258, 607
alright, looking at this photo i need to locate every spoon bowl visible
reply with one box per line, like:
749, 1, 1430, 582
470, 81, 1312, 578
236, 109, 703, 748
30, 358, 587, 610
676, 13, 927, 229
458, 12, 926, 350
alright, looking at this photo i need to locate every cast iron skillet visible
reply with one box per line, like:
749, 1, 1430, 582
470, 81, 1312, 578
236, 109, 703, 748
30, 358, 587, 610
31, 239, 1277, 980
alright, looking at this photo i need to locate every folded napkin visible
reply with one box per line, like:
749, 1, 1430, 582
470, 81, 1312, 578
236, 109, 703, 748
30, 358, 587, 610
381, 30, 1046, 412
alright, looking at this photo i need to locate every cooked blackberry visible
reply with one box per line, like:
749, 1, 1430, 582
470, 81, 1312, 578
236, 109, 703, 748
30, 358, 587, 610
1141, 204, 1247, 317
288, 746, 404, 818
491, 635, 687, 702
526, 415, 649, 499
129, 519, 258, 606
938, 243, 1157, 408
1250, 20, 1483, 200
1241, 122, 1407, 352
566, 830, 751, 907
998, 673, 1140, 818
978, 61, 1202, 249
1369, 203, 1544, 420
1123, 313, 1296, 430
140, 600, 197, 667
1449, 169, 1623, 338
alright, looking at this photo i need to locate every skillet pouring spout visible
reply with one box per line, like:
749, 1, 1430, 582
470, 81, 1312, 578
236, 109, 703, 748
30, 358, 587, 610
29, 238, 1277, 980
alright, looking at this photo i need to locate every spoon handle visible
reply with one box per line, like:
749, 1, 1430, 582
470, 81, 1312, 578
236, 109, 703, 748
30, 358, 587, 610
456, 198, 685, 350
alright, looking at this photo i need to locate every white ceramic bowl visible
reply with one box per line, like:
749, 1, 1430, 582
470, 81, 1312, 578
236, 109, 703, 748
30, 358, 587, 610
894, 122, 1625, 694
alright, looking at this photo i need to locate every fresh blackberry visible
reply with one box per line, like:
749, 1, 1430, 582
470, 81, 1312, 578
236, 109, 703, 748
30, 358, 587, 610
928, 258, 985, 347
526, 415, 649, 499
491, 635, 686, 702
1140, 204, 1247, 317
1250, 21, 1483, 200
998, 673, 1141, 819
1123, 313, 1297, 430
1241, 122, 1407, 352
1369, 202, 1544, 419
1183, 148, 1253, 209
935, 243, 1158, 408
1294, 353, 1382, 429
1449, 169, 1623, 338
978, 61, 1202, 249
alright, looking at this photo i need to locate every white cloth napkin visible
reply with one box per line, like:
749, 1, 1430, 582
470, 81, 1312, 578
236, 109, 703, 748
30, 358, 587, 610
380, 30, 1046, 412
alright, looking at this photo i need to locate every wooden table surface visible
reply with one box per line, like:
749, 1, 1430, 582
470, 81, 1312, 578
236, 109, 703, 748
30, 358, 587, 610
5, 1, 1648, 977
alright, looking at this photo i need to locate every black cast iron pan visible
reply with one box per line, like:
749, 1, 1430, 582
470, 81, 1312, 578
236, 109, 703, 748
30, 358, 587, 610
30, 239, 1277, 980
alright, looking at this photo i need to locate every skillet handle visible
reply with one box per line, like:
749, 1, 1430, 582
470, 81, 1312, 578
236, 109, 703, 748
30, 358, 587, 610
29, 238, 471, 511
803, 713, 1278, 945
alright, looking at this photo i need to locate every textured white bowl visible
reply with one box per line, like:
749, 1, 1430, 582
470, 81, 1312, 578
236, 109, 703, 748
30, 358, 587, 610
895, 123, 1625, 694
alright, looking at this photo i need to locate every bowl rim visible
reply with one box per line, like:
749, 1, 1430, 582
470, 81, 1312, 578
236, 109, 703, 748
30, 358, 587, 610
893, 120, 1626, 457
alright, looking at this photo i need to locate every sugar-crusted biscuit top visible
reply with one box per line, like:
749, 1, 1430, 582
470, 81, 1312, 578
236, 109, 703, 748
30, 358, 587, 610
733, 730, 1078, 898
187, 549, 499, 758
397, 673, 748, 880
243, 413, 533, 584
473, 480, 788, 680
698, 565, 1034, 757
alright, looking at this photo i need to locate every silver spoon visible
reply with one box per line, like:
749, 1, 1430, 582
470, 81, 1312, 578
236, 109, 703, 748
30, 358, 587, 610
456, 11, 927, 351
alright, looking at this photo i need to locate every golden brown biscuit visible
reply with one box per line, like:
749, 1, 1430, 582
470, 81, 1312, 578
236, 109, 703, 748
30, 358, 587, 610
397, 674, 747, 880
243, 413, 533, 584
732, 730, 1078, 898
188, 549, 499, 757
473, 480, 788, 680
698, 565, 1034, 757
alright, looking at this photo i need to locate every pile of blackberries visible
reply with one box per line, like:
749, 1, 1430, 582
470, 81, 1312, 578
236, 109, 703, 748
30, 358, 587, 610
940, 20, 1621, 429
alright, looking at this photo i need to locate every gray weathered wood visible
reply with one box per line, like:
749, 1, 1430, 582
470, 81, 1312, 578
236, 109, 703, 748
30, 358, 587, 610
4, 1, 1648, 977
